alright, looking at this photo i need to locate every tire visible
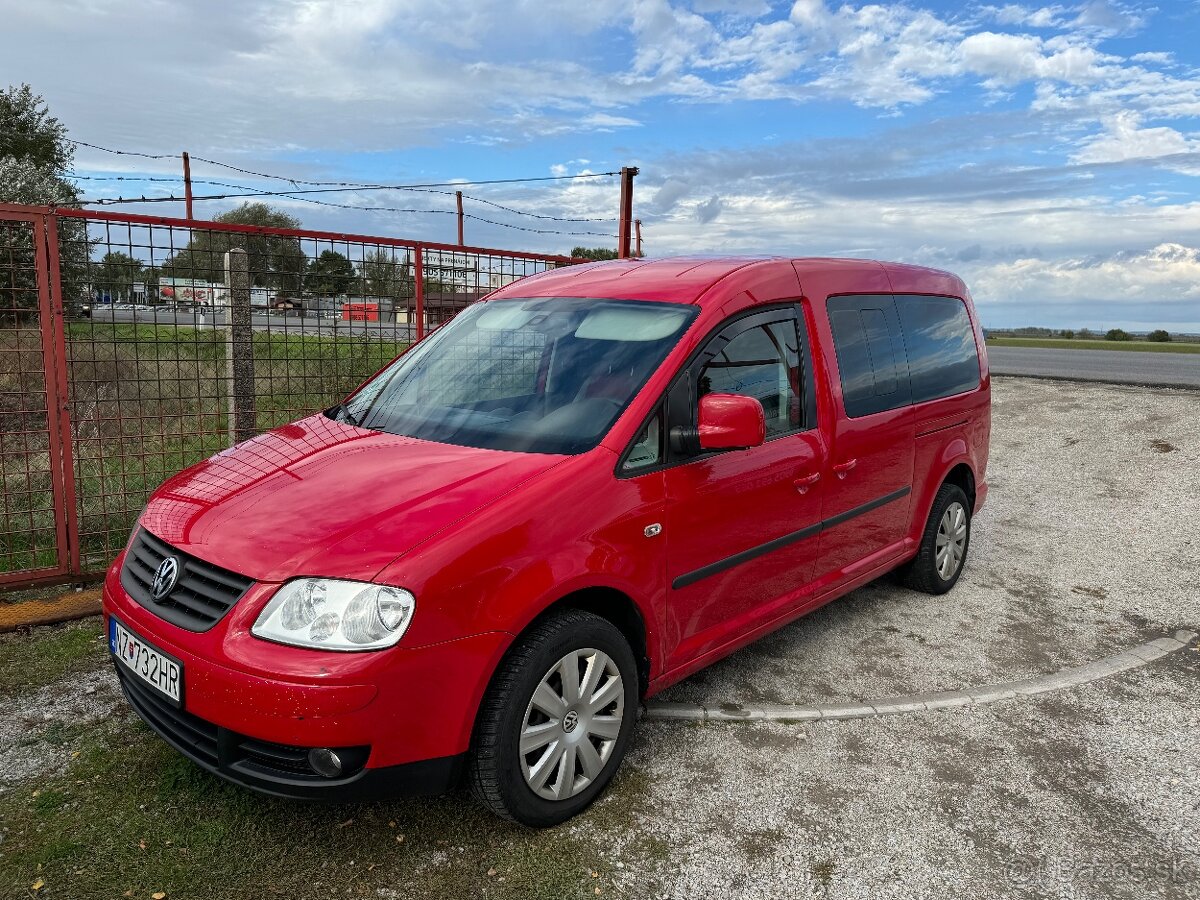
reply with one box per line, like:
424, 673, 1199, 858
468, 609, 638, 827
902, 483, 971, 595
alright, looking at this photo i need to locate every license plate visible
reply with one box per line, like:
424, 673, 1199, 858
110, 616, 183, 707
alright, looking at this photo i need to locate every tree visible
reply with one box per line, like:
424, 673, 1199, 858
1146, 329, 1171, 342
1059, 329, 1075, 339
92, 251, 143, 301
358, 248, 412, 299
570, 246, 619, 261
1105, 328, 1131, 342
160, 202, 305, 293
0, 84, 72, 173
306, 250, 356, 296
0, 83, 91, 320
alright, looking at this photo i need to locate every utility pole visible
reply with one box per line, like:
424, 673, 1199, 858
456, 190, 464, 246
634, 219, 643, 258
182, 151, 194, 220
617, 166, 639, 259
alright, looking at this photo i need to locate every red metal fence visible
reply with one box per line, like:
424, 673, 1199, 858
0, 203, 573, 589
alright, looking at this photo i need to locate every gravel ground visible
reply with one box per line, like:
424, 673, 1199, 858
632, 377, 1200, 899
0, 666, 120, 792
2, 377, 1197, 899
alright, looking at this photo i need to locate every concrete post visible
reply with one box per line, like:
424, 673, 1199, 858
224, 248, 256, 445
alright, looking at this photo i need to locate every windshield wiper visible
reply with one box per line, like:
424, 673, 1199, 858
330, 402, 360, 427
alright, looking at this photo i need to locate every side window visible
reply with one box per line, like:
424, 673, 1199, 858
699, 319, 801, 438
827, 295, 911, 418
623, 410, 663, 472
896, 296, 980, 403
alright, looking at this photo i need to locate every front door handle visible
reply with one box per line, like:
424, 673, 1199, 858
832, 458, 858, 479
793, 472, 821, 493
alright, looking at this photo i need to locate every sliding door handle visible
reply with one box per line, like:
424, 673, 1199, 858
793, 472, 821, 493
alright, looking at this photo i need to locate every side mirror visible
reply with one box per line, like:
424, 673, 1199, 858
698, 393, 766, 450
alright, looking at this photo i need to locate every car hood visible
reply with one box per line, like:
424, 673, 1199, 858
140, 414, 565, 583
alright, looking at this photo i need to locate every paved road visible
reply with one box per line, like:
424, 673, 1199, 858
988, 345, 1200, 387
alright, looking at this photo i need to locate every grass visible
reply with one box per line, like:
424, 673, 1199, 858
0, 619, 107, 699
985, 336, 1200, 354
0, 620, 667, 900
0, 323, 406, 576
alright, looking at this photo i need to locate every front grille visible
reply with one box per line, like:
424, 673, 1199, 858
121, 528, 254, 632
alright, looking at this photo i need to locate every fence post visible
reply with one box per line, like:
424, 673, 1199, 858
617, 166, 638, 259
224, 249, 256, 445
414, 245, 425, 341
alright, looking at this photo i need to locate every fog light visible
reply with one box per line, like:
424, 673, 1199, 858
308, 747, 343, 778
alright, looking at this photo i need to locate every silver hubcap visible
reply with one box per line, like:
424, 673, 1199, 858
520, 648, 624, 802
935, 501, 968, 581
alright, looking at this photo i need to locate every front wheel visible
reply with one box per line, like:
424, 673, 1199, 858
902, 483, 971, 594
468, 609, 638, 827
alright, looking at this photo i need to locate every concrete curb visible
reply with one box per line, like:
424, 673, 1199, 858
642, 629, 1198, 723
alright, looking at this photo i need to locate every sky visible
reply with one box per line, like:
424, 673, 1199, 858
3, 0, 1199, 329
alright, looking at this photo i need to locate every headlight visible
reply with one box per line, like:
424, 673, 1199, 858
251, 579, 415, 651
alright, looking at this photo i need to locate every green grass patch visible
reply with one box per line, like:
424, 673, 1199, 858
0, 722, 660, 900
0, 619, 106, 699
986, 336, 1200, 354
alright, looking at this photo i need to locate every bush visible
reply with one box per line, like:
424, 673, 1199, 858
1146, 329, 1171, 342
1105, 328, 1132, 342
1059, 329, 1075, 339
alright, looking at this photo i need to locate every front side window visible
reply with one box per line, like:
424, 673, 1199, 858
623, 411, 663, 472
337, 298, 696, 455
896, 296, 980, 403
700, 319, 801, 438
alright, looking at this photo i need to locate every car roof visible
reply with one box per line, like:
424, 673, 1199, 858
488, 256, 963, 307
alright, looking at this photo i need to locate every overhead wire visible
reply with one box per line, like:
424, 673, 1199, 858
67, 137, 623, 236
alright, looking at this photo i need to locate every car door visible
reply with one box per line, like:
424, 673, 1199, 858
815, 294, 915, 583
661, 306, 826, 669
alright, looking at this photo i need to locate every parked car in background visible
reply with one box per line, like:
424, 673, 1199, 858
103, 256, 990, 826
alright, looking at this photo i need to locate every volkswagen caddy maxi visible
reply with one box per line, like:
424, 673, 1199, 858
104, 256, 990, 826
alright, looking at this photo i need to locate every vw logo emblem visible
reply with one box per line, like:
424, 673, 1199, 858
562, 710, 579, 733
150, 557, 180, 601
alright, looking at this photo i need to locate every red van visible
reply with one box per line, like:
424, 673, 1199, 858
103, 257, 989, 826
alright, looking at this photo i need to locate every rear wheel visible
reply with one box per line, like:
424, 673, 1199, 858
902, 483, 971, 594
468, 610, 637, 827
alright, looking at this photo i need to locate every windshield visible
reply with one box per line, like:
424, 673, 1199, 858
334, 298, 697, 454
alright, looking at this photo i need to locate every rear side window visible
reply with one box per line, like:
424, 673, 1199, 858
896, 296, 980, 403
827, 295, 910, 417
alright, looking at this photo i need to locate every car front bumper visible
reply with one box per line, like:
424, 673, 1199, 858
102, 555, 510, 800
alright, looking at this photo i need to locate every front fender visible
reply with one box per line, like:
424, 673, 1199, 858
377, 449, 669, 673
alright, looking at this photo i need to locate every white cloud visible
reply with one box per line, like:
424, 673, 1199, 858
689, 0, 771, 16
981, 4, 1067, 28
971, 244, 1200, 311
1070, 0, 1147, 35
957, 32, 1111, 87
1072, 111, 1200, 173
1130, 51, 1173, 65
579, 113, 643, 129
